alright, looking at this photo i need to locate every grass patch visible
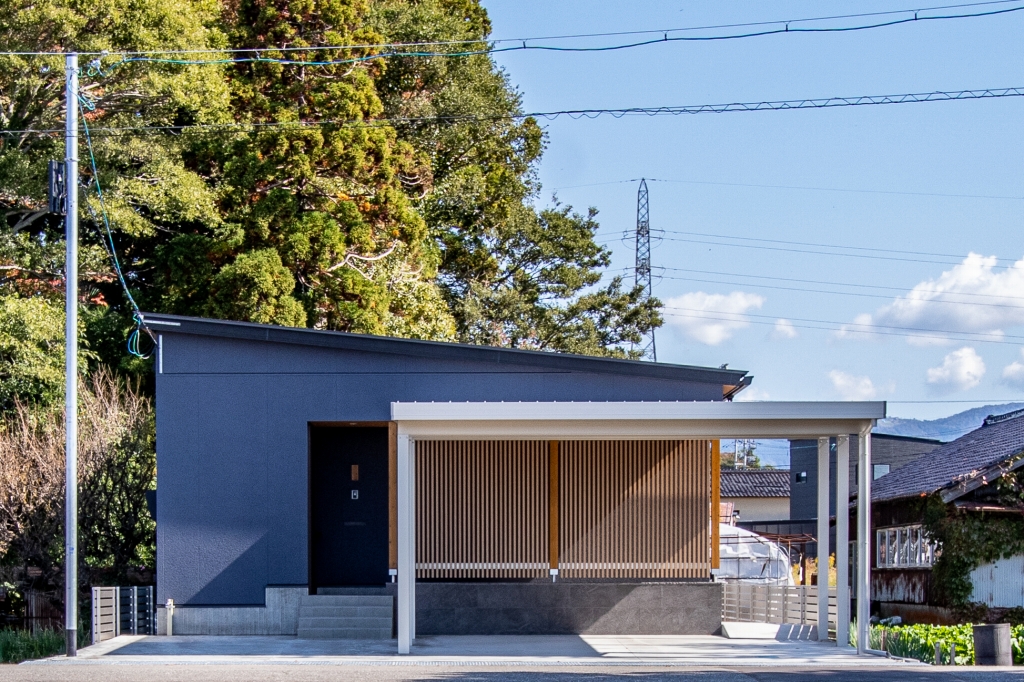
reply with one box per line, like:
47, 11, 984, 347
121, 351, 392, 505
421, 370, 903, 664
0, 628, 67, 663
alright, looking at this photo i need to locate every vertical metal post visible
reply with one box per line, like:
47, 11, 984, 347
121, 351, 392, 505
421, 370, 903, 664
396, 433, 414, 654
816, 437, 830, 641
857, 428, 872, 654
634, 179, 656, 361
64, 52, 79, 658
836, 435, 850, 648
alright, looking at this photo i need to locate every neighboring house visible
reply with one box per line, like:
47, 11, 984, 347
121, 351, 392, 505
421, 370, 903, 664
789, 434, 943, 520
719, 469, 790, 522
870, 408, 1024, 619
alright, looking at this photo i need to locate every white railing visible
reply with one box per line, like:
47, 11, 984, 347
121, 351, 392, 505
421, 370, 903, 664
722, 583, 837, 631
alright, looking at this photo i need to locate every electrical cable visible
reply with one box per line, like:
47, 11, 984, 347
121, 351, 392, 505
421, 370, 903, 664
655, 229, 1019, 263
77, 98, 156, 358
648, 266, 1024, 302
661, 305, 1020, 344
5, 85, 1024, 140
552, 177, 1024, 202
653, 273, 1024, 309
2, 0, 1021, 57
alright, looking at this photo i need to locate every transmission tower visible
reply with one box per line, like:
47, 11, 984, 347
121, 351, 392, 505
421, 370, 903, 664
635, 179, 656, 361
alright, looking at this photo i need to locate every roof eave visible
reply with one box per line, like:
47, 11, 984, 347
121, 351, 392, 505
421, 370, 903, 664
140, 312, 749, 385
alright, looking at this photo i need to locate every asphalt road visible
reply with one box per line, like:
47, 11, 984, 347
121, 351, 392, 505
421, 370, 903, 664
2, 666, 1023, 682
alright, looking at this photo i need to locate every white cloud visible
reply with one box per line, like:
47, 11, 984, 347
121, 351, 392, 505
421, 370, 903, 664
735, 386, 771, 402
828, 370, 879, 400
842, 253, 1024, 344
771, 318, 798, 339
1002, 349, 1024, 389
663, 291, 765, 345
927, 347, 986, 392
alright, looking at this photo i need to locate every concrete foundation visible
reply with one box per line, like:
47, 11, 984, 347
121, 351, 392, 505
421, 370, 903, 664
416, 582, 723, 636
157, 587, 306, 635
157, 582, 723, 636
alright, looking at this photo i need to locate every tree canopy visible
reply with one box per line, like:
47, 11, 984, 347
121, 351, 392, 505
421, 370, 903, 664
1, 0, 663, 384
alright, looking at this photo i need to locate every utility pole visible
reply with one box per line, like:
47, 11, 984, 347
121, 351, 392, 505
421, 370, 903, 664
635, 179, 656, 361
64, 52, 79, 658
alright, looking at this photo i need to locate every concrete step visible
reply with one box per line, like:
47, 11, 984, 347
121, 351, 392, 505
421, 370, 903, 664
300, 605, 392, 618
299, 595, 392, 607
317, 587, 391, 596
296, 593, 394, 639
299, 615, 392, 629
297, 627, 393, 640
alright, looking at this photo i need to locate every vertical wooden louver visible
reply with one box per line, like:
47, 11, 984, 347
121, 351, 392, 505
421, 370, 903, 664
415, 439, 712, 580
559, 440, 711, 579
415, 440, 549, 578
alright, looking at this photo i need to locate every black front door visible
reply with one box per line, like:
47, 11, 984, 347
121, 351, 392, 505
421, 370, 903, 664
310, 426, 389, 588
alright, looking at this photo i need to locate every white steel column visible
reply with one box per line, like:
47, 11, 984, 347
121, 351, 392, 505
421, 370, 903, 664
856, 428, 872, 654
835, 435, 850, 648
816, 437, 831, 641
397, 434, 414, 654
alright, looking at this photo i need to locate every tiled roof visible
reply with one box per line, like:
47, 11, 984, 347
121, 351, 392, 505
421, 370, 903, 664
720, 469, 791, 498
872, 408, 1024, 502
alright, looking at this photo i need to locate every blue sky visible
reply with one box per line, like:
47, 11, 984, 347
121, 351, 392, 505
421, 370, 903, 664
481, 0, 1024, 421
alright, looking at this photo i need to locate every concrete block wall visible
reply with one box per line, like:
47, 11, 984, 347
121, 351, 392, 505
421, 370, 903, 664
416, 582, 723, 635
157, 587, 305, 635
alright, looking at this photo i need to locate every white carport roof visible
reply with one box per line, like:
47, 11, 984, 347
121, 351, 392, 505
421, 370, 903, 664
391, 400, 886, 439
391, 399, 885, 656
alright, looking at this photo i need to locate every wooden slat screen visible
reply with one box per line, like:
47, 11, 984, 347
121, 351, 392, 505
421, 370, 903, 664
559, 440, 711, 579
416, 440, 549, 578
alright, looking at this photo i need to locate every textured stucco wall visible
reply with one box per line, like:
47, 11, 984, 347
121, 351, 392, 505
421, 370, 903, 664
156, 333, 727, 607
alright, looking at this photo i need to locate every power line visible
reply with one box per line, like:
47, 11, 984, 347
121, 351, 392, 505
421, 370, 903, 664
655, 273, 1024, 309
655, 266, 1024, 302
662, 305, 1022, 344
6, 85, 1024, 139
3, 0, 1021, 57
552, 177, 1024, 201
653, 234, 1010, 267
654, 229, 1019, 264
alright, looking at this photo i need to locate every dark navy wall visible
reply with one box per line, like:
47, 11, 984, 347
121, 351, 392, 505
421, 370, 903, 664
156, 333, 728, 606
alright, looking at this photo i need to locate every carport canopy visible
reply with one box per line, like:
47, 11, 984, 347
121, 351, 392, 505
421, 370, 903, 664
392, 400, 886, 654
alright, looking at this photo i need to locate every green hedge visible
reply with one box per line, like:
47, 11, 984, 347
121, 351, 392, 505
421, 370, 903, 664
871, 624, 1024, 665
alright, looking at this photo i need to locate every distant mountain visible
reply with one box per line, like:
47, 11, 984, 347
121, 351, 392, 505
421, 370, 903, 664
875, 403, 1024, 442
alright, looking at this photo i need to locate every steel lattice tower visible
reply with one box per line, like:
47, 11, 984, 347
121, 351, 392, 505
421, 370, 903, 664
635, 179, 656, 361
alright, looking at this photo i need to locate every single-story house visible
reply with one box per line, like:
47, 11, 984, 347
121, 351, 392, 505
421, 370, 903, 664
144, 313, 885, 653
719, 470, 790, 522
869, 408, 1024, 621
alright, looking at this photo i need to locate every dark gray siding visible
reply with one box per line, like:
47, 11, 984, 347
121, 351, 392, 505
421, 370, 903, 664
156, 333, 728, 606
789, 435, 942, 521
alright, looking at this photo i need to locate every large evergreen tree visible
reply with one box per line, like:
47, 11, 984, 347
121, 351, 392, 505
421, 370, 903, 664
1, 0, 662, 373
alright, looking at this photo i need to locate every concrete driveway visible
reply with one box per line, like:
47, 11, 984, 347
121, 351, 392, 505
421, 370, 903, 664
27, 633, 920, 666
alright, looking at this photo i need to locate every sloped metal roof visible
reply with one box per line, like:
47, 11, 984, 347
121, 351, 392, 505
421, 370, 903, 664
141, 312, 750, 386
872, 408, 1024, 502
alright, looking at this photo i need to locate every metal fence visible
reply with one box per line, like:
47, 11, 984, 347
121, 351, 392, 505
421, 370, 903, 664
91, 586, 155, 644
721, 582, 837, 630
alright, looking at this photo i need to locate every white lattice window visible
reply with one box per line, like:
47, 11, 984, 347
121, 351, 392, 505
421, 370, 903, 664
876, 525, 936, 568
